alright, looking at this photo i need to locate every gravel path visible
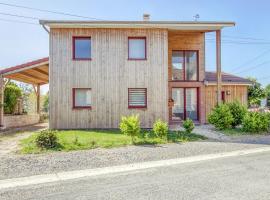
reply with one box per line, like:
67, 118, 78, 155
0, 123, 47, 155
0, 141, 266, 180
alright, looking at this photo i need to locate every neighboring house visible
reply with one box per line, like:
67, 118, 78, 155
1, 17, 251, 129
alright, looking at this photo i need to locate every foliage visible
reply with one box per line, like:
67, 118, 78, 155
265, 84, 270, 107
242, 112, 270, 133
153, 119, 168, 139
208, 104, 234, 130
119, 115, 141, 142
247, 77, 266, 107
4, 82, 22, 114
183, 118, 195, 134
227, 101, 247, 128
18, 83, 33, 113
43, 92, 49, 112
35, 130, 58, 149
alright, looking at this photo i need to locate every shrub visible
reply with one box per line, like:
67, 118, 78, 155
35, 130, 58, 149
119, 115, 140, 142
227, 101, 247, 128
242, 112, 270, 133
208, 104, 234, 130
183, 118, 195, 134
4, 82, 22, 114
153, 119, 168, 139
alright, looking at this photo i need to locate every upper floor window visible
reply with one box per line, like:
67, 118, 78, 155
128, 37, 146, 60
73, 37, 91, 60
172, 50, 198, 81
128, 88, 147, 108
73, 88, 92, 109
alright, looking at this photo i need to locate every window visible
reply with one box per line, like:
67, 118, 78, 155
172, 88, 198, 121
172, 50, 198, 81
73, 37, 91, 60
128, 88, 147, 108
128, 37, 146, 60
73, 88, 91, 109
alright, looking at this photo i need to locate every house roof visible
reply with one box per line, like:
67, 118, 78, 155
205, 71, 253, 85
40, 20, 235, 31
0, 57, 49, 85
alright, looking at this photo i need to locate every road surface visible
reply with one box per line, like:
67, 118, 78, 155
1, 149, 270, 200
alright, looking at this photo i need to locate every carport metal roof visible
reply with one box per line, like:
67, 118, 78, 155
0, 57, 49, 85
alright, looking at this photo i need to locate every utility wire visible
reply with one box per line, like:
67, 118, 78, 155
0, 2, 104, 20
0, 18, 39, 25
234, 60, 270, 75
0, 12, 39, 20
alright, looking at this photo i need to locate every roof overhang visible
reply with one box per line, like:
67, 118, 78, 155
0, 57, 49, 85
206, 82, 252, 86
40, 20, 235, 31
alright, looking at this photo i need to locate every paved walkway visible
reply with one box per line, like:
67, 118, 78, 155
0, 123, 48, 155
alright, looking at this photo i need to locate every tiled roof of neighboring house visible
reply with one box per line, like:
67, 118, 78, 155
0, 57, 49, 75
205, 71, 253, 85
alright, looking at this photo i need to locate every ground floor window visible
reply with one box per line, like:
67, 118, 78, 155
171, 88, 198, 121
73, 88, 92, 109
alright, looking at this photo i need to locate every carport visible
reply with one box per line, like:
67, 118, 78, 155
0, 57, 49, 128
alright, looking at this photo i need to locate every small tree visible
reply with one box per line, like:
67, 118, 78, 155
43, 92, 49, 112
227, 101, 247, 128
183, 118, 195, 134
208, 104, 234, 130
4, 82, 22, 114
247, 77, 266, 107
119, 115, 140, 143
153, 119, 168, 139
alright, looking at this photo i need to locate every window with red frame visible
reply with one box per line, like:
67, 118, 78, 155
73, 88, 92, 109
128, 88, 147, 108
73, 37, 91, 60
128, 37, 146, 60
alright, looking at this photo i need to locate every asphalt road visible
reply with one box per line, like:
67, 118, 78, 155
1, 150, 270, 200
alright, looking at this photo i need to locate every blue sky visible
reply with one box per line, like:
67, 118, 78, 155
0, 0, 270, 93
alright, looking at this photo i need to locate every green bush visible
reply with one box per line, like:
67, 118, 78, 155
242, 112, 270, 133
4, 82, 22, 114
227, 101, 247, 128
183, 118, 195, 134
119, 115, 140, 142
208, 104, 234, 130
35, 130, 58, 149
153, 119, 168, 139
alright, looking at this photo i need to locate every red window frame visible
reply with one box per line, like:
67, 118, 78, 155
221, 91, 225, 103
72, 36, 92, 60
72, 88, 92, 109
128, 88, 147, 109
171, 87, 199, 121
171, 50, 199, 81
128, 37, 147, 60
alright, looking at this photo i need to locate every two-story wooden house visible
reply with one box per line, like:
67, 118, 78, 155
0, 18, 252, 129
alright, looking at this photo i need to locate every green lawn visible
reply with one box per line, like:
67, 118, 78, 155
222, 128, 270, 136
20, 129, 206, 154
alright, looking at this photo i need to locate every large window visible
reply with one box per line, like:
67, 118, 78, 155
172, 88, 198, 121
128, 88, 147, 108
128, 37, 146, 60
73, 88, 92, 109
172, 50, 198, 81
73, 37, 91, 60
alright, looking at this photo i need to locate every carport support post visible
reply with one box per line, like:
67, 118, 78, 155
37, 84, 40, 114
216, 30, 222, 105
0, 75, 4, 128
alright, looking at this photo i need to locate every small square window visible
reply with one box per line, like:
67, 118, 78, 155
128, 37, 146, 60
73, 37, 91, 60
128, 88, 147, 108
73, 88, 92, 109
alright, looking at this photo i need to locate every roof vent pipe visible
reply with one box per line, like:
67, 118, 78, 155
143, 14, 150, 21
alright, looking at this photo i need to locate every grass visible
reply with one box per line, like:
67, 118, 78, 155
20, 129, 206, 154
222, 128, 270, 136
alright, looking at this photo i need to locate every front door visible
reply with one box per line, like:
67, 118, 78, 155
171, 88, 199, 121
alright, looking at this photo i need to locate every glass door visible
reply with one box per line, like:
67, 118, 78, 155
172, 88, 184, 120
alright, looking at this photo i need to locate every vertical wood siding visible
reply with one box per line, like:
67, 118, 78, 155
49, 28, 168, 129
205, 85, 248, 120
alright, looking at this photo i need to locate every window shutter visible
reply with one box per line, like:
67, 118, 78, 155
128, 88, 147, 108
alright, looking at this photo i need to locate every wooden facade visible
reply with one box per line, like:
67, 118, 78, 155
205, 84, 248, 120
49, 28, 168, 129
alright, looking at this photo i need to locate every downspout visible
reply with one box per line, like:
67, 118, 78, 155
42, 24, 50, 34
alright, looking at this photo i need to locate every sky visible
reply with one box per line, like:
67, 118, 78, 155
0, 0, 270, 94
